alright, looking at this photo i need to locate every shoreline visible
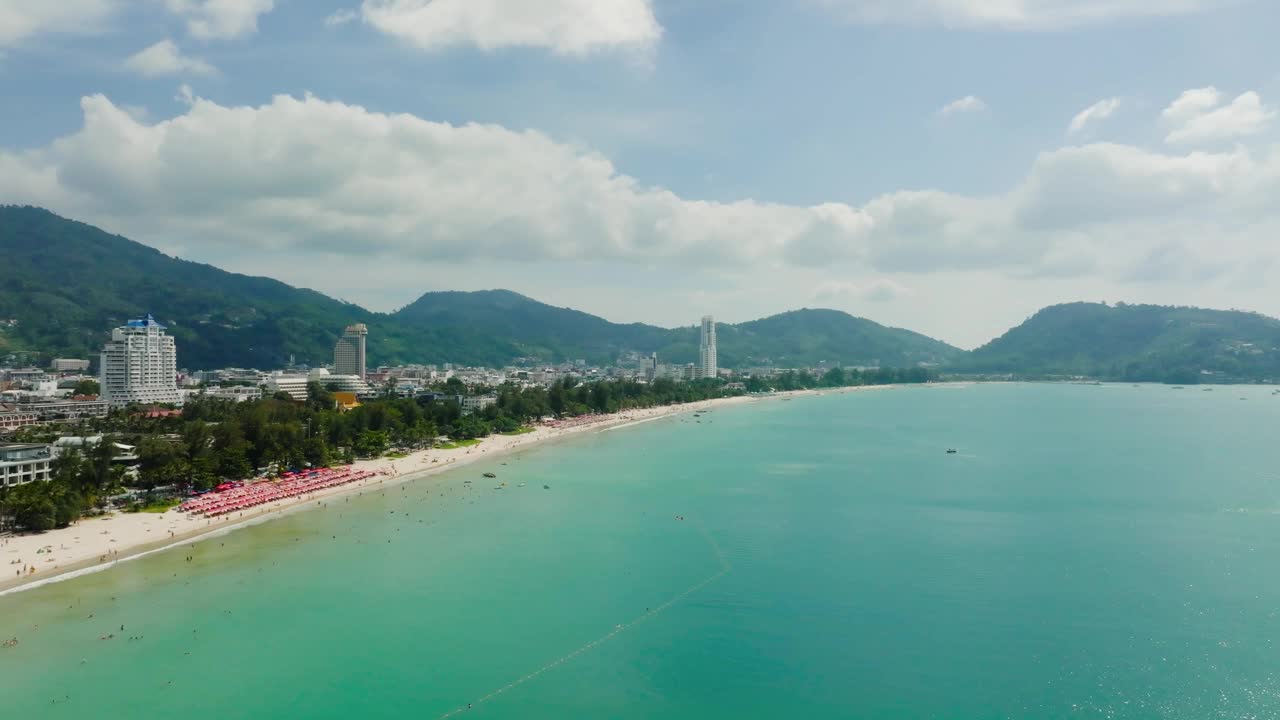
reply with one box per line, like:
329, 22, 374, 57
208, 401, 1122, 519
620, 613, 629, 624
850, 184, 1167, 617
0, 384, 898, 597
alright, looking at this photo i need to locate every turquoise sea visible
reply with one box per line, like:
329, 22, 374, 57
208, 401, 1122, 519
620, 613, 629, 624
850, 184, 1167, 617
5, 384, 1280, 718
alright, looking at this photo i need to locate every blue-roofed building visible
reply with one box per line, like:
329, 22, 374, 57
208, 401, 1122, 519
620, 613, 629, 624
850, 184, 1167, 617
100, 315, 182, 408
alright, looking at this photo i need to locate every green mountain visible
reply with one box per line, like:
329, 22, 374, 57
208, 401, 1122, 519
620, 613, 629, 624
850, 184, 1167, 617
964, 302, 1280, 383
0, 206, 379, 370
391, 289, 673, 364
0, 206, 961, 370
392, 292, 960, 368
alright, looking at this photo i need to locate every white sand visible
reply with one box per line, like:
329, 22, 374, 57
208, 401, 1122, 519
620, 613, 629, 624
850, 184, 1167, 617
0, 385, 897, 595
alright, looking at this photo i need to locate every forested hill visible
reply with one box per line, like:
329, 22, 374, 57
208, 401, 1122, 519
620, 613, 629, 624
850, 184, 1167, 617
963, 302, 1280, 383
393, 293, 962, 369
0, 207, 961, 370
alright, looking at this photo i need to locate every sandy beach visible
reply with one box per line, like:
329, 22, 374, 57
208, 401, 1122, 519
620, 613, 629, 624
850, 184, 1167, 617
0, 386, 894, 596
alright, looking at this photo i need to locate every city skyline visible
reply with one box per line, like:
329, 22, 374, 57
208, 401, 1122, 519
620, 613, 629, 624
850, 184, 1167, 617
2, 2, 1279, 347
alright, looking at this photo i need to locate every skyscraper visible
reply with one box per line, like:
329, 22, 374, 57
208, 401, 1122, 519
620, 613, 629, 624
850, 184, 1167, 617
100, 314, 181, 407
698, 315, 717, 379
334, 323, 368, 379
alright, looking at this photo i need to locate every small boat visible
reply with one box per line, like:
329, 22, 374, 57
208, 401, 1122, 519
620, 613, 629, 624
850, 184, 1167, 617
946, 449, 957, 454
517, 483, 527, 487
483, 472, 496, 478
543, 485, 551, 490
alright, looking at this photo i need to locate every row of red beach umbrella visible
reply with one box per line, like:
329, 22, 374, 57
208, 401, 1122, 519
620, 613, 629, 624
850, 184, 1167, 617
179, 468, 379, 517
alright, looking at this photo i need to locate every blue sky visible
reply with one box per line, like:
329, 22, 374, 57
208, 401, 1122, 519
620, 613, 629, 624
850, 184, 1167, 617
3, 0, 1279, 347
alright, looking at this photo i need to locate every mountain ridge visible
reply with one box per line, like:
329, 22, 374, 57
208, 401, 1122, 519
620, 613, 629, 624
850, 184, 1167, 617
0, 206, 960, 370
962, 301, 1280, 382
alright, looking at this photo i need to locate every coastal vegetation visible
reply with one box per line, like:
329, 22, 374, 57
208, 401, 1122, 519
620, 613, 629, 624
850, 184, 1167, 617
961, 302, 1280, 383
0, 369, 933, 532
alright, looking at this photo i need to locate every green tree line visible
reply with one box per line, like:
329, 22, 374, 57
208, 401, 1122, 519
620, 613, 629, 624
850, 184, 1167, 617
2, 369, 934, 531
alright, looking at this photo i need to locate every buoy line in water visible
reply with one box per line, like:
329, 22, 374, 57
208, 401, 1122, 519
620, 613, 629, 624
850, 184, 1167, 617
437, 519, 732, 718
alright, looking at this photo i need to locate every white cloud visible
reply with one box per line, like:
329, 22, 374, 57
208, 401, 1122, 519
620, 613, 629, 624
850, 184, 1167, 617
162, 0, 275, 40
1067, 97, 1121, 135
0, 1, 274, 49
0, 0, 120, 47
124, 39, 216, 77
814, 279, 913, 303
1162, 87, 1276, 145
938, 95, 986, 117
1, 92, 1278, 300
815, 0, 1221, 30
324, 8, 358, 27
359, 0, 661, 56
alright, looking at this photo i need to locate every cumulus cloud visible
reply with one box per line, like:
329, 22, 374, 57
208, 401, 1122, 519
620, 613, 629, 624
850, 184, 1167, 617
938, 95, 986, 117
163, 0, 275, 40
814, 0, 1221, 30
0, 0, 120, 47
124, 39, 216, 76
358, 0, 661, 56
1162, 87, 1276, 145
1067, 97, 1121, 135
1, 92, 1278, 291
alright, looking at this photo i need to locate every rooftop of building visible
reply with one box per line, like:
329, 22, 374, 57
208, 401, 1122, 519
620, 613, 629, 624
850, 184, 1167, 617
124, 313, 166, 330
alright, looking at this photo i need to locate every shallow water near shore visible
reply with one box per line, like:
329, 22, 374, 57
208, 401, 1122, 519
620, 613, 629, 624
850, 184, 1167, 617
5, 384, 1280, 718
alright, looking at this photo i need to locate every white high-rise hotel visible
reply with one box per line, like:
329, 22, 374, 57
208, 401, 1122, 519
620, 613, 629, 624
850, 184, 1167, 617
334, 323, 368, 379
100, 314, 182, 407
698, 315, 717, 379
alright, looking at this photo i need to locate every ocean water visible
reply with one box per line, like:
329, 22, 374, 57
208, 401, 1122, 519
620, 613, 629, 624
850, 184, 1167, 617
5, 383, 1280, 718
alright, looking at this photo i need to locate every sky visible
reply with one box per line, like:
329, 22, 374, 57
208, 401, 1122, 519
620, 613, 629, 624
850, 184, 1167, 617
2, 0, 1279, 349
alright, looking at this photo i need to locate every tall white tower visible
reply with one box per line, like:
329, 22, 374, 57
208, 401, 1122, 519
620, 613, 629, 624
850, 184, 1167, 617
334, 323, 368, 379
698, 315, 717, 379
100, 314, 181, 407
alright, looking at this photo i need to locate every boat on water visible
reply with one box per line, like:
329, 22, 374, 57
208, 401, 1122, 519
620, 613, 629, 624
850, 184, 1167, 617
543, 484, 551, 490
946, 449, 958, 454
483, 472, 496, 478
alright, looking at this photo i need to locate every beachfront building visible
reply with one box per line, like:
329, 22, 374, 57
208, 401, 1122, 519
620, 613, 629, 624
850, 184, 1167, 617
334, 324, 368, 379
0, 443, 53, 488
100, 314, 182, 408
698, 315, 717, 379
643, 353, 659, 382
455, 395, 498, 415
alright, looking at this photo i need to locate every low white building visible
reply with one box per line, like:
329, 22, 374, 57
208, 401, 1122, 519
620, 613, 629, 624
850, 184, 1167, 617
264, 369, 373, 402
51, 359, 91, 373
0, 443, 53, 488
456, 395, 498, 415
264, 373, 310, 402
202, 385, 263, 403
52, 436, 138, 462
